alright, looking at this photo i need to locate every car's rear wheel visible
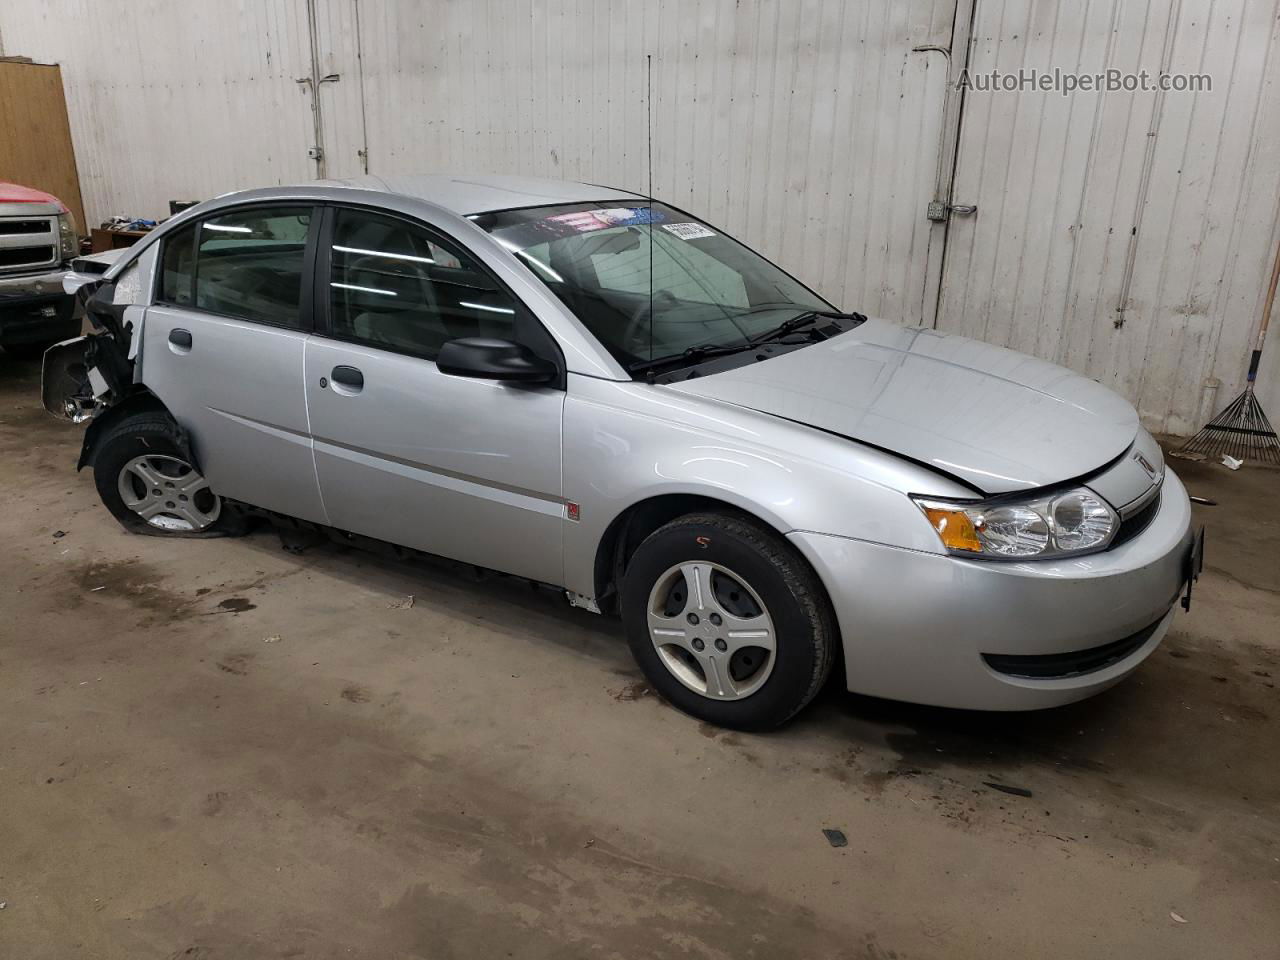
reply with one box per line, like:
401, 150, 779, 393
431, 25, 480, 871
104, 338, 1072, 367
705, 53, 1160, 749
620, 512, 836, 730
93, 412, 243, 536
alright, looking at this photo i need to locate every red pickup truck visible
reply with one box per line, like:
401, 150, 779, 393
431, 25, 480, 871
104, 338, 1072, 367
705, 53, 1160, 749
0, 181, 81, 357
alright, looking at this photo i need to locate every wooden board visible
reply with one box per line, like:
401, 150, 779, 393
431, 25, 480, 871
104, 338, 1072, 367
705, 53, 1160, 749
0, 61, 86, 234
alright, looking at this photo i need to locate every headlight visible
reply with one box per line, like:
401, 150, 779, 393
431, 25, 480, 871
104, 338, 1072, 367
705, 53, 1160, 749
57, 211, 78, 260
912, 487, 1118, 560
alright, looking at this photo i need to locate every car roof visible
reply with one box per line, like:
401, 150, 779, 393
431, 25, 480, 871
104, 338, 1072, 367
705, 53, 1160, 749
314, 174, 646, 216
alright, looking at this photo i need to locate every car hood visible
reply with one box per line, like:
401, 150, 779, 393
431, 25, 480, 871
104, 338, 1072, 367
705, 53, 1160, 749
666, 320, 1139, 494
0, 181, 64, 206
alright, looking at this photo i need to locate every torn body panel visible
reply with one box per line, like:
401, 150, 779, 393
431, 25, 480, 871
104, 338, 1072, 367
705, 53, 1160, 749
40, 336, 96, 422
41, 270, 162, 475
43, 276, 132, 398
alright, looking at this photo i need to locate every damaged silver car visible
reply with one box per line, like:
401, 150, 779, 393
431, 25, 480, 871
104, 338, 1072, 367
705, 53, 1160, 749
44, 175, 1202, 729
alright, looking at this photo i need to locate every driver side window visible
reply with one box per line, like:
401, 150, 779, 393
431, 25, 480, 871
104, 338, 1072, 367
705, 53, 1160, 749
158, 206, 313, 329
328, 209, 519, 360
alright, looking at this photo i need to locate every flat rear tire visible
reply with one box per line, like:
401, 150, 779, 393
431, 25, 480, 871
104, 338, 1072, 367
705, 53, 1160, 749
92, 412, 245, 537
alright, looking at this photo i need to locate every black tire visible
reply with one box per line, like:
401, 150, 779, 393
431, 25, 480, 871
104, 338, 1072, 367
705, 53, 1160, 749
620, 512, 837, 730
92, 411, 246, 537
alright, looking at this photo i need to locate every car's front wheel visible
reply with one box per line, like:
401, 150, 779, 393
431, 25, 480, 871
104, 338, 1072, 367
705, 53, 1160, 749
620, 512, 837, 730
93, 411, 243, 536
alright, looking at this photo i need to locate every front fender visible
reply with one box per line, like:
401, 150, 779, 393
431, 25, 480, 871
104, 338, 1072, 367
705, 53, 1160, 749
561, 377, 970, 600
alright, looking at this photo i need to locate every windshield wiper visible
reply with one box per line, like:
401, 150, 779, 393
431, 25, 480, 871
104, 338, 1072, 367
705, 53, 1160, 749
627, 341, 757, 376
626, 310, 868, 377
749, 309, 866, 345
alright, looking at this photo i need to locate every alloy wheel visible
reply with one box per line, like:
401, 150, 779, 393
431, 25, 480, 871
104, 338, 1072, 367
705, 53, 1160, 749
116, 454, 221, 532
646, 561, 776, 700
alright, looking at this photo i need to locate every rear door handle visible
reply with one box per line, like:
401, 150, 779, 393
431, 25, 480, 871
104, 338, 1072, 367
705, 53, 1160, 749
330, 365, 364, 393
168, 328, 193, 350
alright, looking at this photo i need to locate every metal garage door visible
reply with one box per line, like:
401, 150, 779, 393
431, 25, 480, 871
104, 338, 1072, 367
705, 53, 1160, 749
300, 0, 962, 328
5, 0, 1278, 433
935, 0, 1280, 435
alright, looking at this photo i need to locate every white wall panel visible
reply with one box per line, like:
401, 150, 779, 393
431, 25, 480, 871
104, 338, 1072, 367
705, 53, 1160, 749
3, 0, 1279, 436
1260, 236, 1280, 422
337, 0, 957, 323
938, 0, 1280, 436
0, 0, 957, 326
0, 0, 317, 226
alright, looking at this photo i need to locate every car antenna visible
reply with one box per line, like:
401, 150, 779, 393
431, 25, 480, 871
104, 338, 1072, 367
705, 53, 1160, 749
646, 52, 655, 368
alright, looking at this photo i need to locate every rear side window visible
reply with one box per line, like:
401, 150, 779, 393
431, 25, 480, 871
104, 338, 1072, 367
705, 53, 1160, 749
159, 206, 313, 328
160, 225, 195, 305
327, 208, 519, 359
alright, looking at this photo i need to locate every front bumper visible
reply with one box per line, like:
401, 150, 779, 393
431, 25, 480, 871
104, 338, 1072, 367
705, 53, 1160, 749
789, 469, 1195, 710
0, 266, 71, 301
0, 266, 77, 345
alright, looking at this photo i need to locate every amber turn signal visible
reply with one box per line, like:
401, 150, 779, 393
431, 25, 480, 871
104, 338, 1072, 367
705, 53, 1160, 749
921, 506, 983, 553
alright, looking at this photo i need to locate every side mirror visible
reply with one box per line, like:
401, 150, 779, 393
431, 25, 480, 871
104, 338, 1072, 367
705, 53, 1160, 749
436, 337, 557, 384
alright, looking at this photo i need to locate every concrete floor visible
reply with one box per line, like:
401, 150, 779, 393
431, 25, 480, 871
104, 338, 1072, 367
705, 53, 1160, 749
1, 351, 1277, 960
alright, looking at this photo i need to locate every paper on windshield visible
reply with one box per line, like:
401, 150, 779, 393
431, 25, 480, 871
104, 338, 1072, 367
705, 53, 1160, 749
661, 222, 716, 240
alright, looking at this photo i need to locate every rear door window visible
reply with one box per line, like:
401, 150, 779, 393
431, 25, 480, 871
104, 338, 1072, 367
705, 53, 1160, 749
160, 225, 195, 305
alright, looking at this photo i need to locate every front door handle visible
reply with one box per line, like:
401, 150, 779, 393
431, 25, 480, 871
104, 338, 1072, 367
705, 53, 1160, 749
168, 328, 193, 350
331, 365, 364, 393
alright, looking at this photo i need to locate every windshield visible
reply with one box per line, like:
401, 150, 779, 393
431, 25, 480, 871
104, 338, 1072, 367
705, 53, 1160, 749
474, 201, 833, 369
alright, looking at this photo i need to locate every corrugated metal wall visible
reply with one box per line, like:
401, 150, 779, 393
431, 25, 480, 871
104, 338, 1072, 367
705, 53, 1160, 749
939, 0, 1280, 435
0, 0, 957, 329
0, 0, 318, 216
2, 0, 1278, 436
323, 0, 958, 326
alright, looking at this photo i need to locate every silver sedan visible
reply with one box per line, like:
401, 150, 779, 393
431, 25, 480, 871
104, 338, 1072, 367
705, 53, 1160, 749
47, 175, 1200, 729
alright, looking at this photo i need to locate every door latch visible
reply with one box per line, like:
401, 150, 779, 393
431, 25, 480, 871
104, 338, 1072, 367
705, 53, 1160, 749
926, 201, 979, 222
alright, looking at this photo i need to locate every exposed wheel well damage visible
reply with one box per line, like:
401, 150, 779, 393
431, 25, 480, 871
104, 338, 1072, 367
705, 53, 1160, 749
592, 494, 784, 615
77, 390, 191, 472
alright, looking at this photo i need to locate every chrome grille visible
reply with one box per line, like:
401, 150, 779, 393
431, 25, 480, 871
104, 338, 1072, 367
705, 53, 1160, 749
0, 215, 58, 271
0, 219, 49, 236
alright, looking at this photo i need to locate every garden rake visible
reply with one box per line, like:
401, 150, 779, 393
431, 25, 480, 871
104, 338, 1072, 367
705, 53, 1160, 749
1176, 231, 1280, 466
